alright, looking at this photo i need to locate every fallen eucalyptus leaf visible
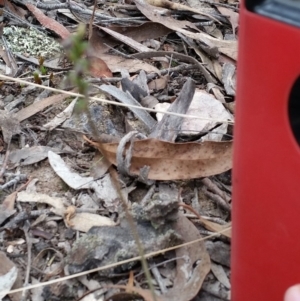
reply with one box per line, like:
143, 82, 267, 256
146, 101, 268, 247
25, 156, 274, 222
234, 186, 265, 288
89, 138, 232, 180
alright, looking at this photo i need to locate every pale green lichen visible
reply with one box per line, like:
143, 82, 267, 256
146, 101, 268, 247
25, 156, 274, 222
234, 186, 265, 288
2, 26, 62, 58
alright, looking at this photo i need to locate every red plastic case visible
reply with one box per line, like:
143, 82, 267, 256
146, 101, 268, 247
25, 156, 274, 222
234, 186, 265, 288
232, 1, 300, 300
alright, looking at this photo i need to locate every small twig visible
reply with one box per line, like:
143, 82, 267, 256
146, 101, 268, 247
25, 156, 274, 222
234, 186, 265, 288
186, 214, 227, 225
179, 202, 204, 221
88, 0, 97, 40
21, 221, 32, 301
0, 174, 27, 190
199, 229, 221, 237
111, 4, 139, 11
150, 262, 167, 293
98, 17, 146, 25
134, 256, 183, 278
201, 215, 227, 225
88, 64, 201, 84
0, 209, 52, 231
213, 176, 232, 194
201, 177, 231, 205
0, 148, 10, 179
66, 0, 145, 25
131, 51, 216, 83
0, 174, 27, 191
198, 0, 239, 12
203, 188, 231, 212
4, 8, 46, 33
213, 2, 239, 12
20, 71, 66, 81
36, 2, 68, 9
194, 20, 214, 26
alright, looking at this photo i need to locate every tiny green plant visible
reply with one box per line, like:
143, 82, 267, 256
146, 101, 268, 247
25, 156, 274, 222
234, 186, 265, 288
33, 71, 42, 85
40, 65, 47, 76
38, 56, 47, 75
39, 56, 47, 75
63, 24, 89, 101
63, 23, 97, 137
33, 56, 47, 84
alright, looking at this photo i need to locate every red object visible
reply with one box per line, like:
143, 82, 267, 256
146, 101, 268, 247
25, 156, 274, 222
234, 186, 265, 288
232, 1, 300, 301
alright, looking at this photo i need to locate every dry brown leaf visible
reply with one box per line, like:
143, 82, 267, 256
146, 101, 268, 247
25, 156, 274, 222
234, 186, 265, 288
6, 1, 27, 19
2, 192, 17, 212
88, 27, 160, 73
64, 205, 76, 227
89, 138, 232, 180
217, 6, 239, 36
88, 27, 114, 55
17, 191, 66, 215
99, 26, 152, 53
148, 76, 168, 91
126, 271, 134, 293
88, 56, 113, 78
134, 0, 237, 60
194, 33, 237, 61
15, 93, 71, 122
67, 212, 116, 232
180, 203, 231, 238
112, 22, 172, 44
135, 0, 199, 33
200, 219, 231, 238
26, 4, 70, 39
89, 24, 172, 56
99, 53, 160, 74
147, 0, 219, 22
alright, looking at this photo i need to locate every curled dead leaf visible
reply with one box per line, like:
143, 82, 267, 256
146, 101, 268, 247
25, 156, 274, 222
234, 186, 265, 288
86, 137, 232, 180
